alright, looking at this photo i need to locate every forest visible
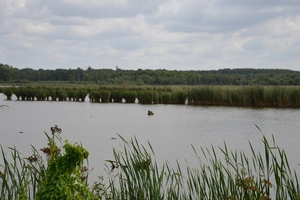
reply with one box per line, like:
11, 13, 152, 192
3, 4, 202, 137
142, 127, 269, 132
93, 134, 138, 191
1, 63, 300, 85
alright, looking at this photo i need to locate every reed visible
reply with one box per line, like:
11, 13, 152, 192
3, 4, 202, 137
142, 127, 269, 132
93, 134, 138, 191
17, 87, 28, 100
120, 90, 137, 103
0, 146, 39, 200
54, 87, 66, 101
159, 92, 172, 104
73, 88, 87, 102
1, 125, 300, 199
89, 90, 101, 102
137, 89, 153, 104
110, 90, 123, 103
22, 86, 34, 101
3, 88, 13, 100
99, 90, 111, 103
108, 136, 168, 199
107, 130, 300, 199
34, 87, 47, 101
187, 86, 216, 105
171, 88, 187, 104
4, 85, 300, 107
65, 88, 76, 101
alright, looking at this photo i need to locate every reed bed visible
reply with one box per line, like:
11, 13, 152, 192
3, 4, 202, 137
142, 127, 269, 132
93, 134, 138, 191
2, 85, 300, 107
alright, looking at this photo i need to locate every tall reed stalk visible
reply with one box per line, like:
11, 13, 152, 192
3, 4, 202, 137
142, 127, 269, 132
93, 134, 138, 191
108, 130, 300, 199
0, 146, 40, 200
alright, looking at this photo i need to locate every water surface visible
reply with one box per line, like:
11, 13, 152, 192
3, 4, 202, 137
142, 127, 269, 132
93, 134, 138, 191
1, 94, 300, 181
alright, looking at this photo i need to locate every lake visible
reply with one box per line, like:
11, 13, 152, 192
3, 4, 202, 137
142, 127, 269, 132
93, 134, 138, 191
1, 93, 300, 183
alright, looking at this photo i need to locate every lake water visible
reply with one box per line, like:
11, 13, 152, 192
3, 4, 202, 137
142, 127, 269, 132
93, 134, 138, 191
1, 93, 300, 183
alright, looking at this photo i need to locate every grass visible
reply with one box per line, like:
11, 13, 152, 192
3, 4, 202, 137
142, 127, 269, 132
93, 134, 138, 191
1, 126, 300, 199
106, 128, 300, 199
2, 85, 300, 107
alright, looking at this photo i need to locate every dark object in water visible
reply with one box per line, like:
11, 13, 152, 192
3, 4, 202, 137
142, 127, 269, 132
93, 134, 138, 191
148, 110, 154, 115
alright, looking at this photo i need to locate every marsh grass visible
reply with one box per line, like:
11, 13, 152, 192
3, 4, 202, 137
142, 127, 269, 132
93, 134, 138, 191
1, 126, 300, 199
107, 130, 300, 200
4, 85, 300, 107
0, 146, 42, 200
2, 88, 13, 100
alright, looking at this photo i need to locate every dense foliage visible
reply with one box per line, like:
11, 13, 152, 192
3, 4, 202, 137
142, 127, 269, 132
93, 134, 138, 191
1, 63, 300, 85
35, 126, 96, 200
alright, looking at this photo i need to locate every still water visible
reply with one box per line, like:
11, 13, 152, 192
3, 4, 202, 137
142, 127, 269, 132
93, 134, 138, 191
1, 93, 300, 181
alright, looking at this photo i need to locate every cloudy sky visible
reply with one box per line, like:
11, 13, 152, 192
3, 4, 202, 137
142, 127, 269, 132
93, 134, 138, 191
1, 0, 300, 71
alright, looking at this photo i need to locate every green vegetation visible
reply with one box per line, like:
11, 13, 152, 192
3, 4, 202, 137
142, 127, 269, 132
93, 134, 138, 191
1, 63, 300, 86
0, 126, 99, 200
2, 85, 300, 107
108, 130, 300, 200
35, 126, 96, 200
1, 126, 300, 199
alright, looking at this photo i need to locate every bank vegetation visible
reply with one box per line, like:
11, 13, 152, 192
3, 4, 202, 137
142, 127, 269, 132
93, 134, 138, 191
1, 126, 300, 199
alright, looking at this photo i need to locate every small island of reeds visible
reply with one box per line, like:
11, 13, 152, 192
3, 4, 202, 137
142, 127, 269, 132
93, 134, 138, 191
1, 85, 300, 107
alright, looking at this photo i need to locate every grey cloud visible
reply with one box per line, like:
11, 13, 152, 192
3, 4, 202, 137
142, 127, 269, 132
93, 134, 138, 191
149, 0, 300, 34
1, 0, 300, 71
42, 0, 162, 19
243, 39, 265, 51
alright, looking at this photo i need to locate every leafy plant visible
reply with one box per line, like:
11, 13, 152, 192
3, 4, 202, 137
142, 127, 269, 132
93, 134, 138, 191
0, 126, 106, 200
34, 125, 97, 200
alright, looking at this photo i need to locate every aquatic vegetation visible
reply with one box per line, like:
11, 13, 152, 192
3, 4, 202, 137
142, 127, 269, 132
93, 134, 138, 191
1, 126, 300, 199
2, 88, 13, 100
108, 129, 300, 199
3, 85, 300, 107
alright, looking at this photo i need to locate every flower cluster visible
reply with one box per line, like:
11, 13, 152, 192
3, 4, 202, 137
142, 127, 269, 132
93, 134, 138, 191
50, 125, 62, 134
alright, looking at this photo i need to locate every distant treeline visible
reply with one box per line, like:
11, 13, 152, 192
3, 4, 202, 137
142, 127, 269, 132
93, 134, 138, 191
1, 63, 300, 85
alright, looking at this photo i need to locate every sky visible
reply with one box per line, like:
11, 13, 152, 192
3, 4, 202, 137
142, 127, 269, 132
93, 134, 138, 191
1, 0, 300, 71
